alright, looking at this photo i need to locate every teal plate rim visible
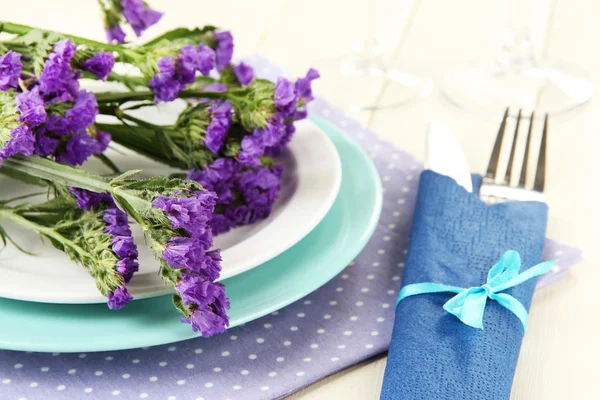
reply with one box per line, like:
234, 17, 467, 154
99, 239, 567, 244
0, 116, 383, 353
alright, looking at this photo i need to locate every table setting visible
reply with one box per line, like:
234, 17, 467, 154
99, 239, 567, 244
0, 1, 595, 399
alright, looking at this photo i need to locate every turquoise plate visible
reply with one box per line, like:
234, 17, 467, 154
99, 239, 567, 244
0, 117, 383, 353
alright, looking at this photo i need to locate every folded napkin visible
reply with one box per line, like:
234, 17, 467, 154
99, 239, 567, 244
0, 57, 582, 400
381, 170, 550, 400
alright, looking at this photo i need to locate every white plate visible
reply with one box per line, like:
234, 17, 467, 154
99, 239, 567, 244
0, 118, 342, 303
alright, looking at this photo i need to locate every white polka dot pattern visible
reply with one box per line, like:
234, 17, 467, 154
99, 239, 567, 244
0, 56, 582, 400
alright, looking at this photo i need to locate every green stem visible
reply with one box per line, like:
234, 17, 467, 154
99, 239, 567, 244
0, 21, 123, 52
97, 123, 183, 168
95, 89, 230, 104
0, 208, 93, 260
115, 109, 163, 130
2, 155, 151, 213
0, 166, 49, 187
107, 72, 145, 88
2, 155, 112, 192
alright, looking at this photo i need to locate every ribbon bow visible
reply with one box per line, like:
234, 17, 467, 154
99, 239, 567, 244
396, 251, 557, 329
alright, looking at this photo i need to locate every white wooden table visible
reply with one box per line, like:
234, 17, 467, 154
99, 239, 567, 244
5, 0, 599, 398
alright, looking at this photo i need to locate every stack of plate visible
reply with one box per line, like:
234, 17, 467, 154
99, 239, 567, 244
0, 117, 382, 352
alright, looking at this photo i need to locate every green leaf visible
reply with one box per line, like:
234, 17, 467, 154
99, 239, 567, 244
218, 65, 241, 87
168, 172, 187, 180
172, 293, 189, 317
143, 26, 217, 47
120, 176, 183, 192
109, 169, 142, 186
0, 165, 49, 187
2, 155, 111, 193
30, 35, 58, 76
12, 28, 44, 44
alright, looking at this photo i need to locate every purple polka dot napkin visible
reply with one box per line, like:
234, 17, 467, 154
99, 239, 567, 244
0, 56, 582, 400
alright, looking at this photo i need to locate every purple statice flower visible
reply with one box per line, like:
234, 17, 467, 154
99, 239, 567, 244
265, 122, 296, 156
111, 235, 139, 281
273, 77, 298, 118
83, 52, 115, 81
187, 158, 285, 235
166, 238, 222, 279
121, 0, 163, 36
148, 57, 181, 103
295, 68, 320, 103
182, 305, 228, 336
33, 130, 59, 157
237, 136, 263, 167
204, 100, 232, 154
175, 257, 224, 303
107, 286, 134, 310
151, 46, 216, 102
69, 187, 111, 210
208, 213, 231, 236
239, 166, 283, 203
152, 192, 216, 235
163, 237, 204, 271
151, 189, 229, 335
196, 44, 216, 76
56, 132, 103, 166
65, 91, 99, 134
199, 249, 222, 281
69, 188, 139, 287
106, 25, 127, 44
44, 114, 70, 136
174, 44, 215, 84
111, 233, 138, 259
0, 125, 35, 164
174, 46, 201, 85
233, 62, 254, 86
33, 89, 106, 166
291, 68, 320, 120
38, 39, 80, 103
15, 87, 47, 127
235, 165, 284, 225
252, 117, 286, 148
181, 281, 229, 336
95, 130, 112, 151
176, 273, 216, 306
55, 39, 77, 60
214, 31, 234, 71
0, 51, 22, 91
187, 158, 239, 204
204, 83, 227, 92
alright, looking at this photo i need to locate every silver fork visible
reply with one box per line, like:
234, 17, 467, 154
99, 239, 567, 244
480, 108, 547, 204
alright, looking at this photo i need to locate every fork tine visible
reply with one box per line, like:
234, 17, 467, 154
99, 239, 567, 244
533, 114, 548, 192
504, 109, 522, 184
518, 111, 535, 187
486, 108, 509, 180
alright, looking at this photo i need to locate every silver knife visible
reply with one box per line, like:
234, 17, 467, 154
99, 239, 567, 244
425, 120, 473, 193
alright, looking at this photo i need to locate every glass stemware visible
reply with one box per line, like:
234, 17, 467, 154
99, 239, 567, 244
441, 0, 594, 118
338, 1, 434, 112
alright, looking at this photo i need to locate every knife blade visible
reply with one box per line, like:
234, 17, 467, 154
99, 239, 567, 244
425, 120, 473, 193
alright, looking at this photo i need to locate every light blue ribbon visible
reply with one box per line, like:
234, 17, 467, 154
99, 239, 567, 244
396, 251, 557, 329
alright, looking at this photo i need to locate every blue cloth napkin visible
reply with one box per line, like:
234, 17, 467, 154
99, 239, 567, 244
380, 170, 548, 400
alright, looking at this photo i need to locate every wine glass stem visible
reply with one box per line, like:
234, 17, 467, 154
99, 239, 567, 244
497, 0, 536, 70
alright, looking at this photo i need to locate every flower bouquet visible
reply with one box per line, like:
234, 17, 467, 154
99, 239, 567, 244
0, 0, 318, 336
